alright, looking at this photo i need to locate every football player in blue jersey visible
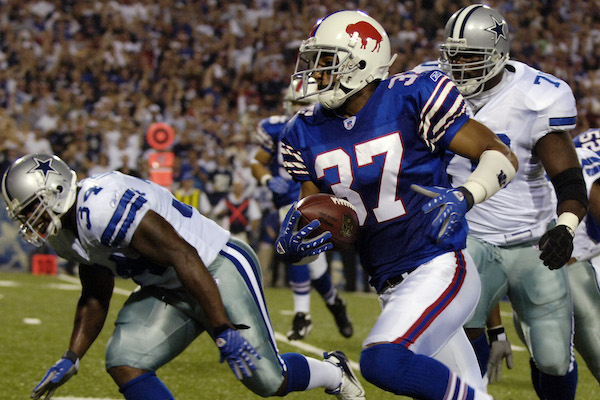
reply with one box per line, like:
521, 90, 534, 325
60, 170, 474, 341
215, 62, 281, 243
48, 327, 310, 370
566, 128, 600, 384
2, 154, 365, 400
276, 9, 518, 400
251, 79, 353, 341
438, 5, 588, 400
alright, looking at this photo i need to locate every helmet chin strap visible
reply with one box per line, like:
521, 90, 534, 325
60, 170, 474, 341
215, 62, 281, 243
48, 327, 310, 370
460, 79, 484, 99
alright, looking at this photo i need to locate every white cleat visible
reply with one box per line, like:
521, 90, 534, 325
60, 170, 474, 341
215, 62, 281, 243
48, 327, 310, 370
324, 351, 366, 400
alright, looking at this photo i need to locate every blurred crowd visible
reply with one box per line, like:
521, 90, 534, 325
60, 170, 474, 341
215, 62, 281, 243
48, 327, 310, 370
0, 0, 599, 286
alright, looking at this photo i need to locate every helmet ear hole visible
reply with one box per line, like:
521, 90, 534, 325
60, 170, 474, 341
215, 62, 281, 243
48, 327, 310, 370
358, 60, 366, 70
57, 185, 64, 193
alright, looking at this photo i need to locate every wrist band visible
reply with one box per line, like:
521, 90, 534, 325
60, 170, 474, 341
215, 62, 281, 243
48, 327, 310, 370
63, 349, 79, 362
260, 174, 273, 187
487, 326, 507, 342
557, 211, 579, 236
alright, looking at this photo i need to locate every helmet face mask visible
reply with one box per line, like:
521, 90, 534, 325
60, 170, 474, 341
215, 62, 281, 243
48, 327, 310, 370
2, 154, 77, 246
438, 4, 510, 98
292, 10, 396, 109
283, 77, 320, 116
14, 196, 58, 247
293, 45, 353, 99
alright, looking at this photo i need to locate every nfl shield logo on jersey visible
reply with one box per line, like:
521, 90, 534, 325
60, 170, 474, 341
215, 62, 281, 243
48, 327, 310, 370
343, 116, 356, 130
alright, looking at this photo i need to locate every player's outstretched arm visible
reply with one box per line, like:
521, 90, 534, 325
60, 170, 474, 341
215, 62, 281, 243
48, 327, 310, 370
132, 210, 232, 329
130, 210, 261, 378
31, 265, 114, 399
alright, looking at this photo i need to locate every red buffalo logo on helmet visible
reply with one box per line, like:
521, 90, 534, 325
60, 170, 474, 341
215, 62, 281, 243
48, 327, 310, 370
346, 22, 382, 52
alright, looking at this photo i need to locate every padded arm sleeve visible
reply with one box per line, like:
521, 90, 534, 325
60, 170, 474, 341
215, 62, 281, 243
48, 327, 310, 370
460, 149, 516, 205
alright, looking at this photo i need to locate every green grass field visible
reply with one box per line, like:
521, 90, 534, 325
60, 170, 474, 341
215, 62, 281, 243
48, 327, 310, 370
0, 271, 598, 399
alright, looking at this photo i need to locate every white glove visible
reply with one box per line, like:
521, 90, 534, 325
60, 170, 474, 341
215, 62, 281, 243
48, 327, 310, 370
487, 326, 513, 383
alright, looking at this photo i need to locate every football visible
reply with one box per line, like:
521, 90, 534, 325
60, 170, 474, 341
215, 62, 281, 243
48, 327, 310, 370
296, 193, 359, 251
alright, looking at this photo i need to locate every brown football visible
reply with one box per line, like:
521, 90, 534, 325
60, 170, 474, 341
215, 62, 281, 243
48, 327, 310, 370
296, 193, 359, 251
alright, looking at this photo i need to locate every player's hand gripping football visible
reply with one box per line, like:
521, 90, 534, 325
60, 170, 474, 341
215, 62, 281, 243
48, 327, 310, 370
411, 185, 472, 243
487, 326, 513, 384
275, 203, 333, 264
539, 224, 574, 270
31, 350, 79, 400
215, 324, 261, 380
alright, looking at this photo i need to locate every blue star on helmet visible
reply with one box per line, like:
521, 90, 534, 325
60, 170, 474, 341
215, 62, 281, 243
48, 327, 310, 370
29, 157, 59, 182
485, 16, 507, 44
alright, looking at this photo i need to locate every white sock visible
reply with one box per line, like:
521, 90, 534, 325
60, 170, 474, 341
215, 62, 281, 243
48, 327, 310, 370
293, 291, 311, 314
304, 357, 342, 391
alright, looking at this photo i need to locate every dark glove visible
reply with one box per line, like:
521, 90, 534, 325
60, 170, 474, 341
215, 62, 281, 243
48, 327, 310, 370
215, 325, 261, 380
31, 350, 79, 400
539, 225, 574, 270
487, 326, 513, 384
275, 203, 332, 264
411, 184, 471, 243
267, 176, 290, 195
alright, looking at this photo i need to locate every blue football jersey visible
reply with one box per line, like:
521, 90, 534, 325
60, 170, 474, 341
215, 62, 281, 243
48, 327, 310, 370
574, 129, 600, 242
281, 70, 470, 291
256, 115, 301, 208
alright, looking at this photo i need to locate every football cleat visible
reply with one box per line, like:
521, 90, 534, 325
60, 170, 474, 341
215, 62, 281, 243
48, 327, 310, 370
287, 312, 313, 340
324, 351, 365, 400
327, 296, 353, 338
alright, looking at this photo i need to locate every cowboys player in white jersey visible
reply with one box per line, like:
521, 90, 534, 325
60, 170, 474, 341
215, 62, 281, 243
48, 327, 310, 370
2, 154, 364, 400
483, 137, 600, 387
439, 5, 587, 399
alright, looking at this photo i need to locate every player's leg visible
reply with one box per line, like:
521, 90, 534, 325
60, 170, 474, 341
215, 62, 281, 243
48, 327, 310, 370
568, 259, 600, 383
506, 243, 577, 400
106, 287, 204, 399
463, 236, 509, 378
434, 327, 487, 390
287, 262, 313, 340
310, 252, 353, 338
360, 251, 493, 399
278, 205, 313, 340
215, 237, 364, 397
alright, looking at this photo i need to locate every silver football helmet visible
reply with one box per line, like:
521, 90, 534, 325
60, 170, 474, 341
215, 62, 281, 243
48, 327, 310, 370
283, 77, 319, 116
438, 4, 510, 98
2, 154, 77, 246
292, 10, 397, 109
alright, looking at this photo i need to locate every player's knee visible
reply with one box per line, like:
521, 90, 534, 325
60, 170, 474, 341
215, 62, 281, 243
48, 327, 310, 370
533, 352, 571, 376
359, 343, 413, 392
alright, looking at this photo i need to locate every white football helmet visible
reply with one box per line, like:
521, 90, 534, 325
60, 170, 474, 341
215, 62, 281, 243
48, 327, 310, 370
2, 154, 77, 246
292, 10, 397, 109
438, 4, 510, 98
283, 78, 319, 116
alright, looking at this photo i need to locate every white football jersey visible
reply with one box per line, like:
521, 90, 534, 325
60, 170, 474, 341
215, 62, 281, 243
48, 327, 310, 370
448, 61, 577, 245
572, 147, 600, 262
49, 172, 231, 288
